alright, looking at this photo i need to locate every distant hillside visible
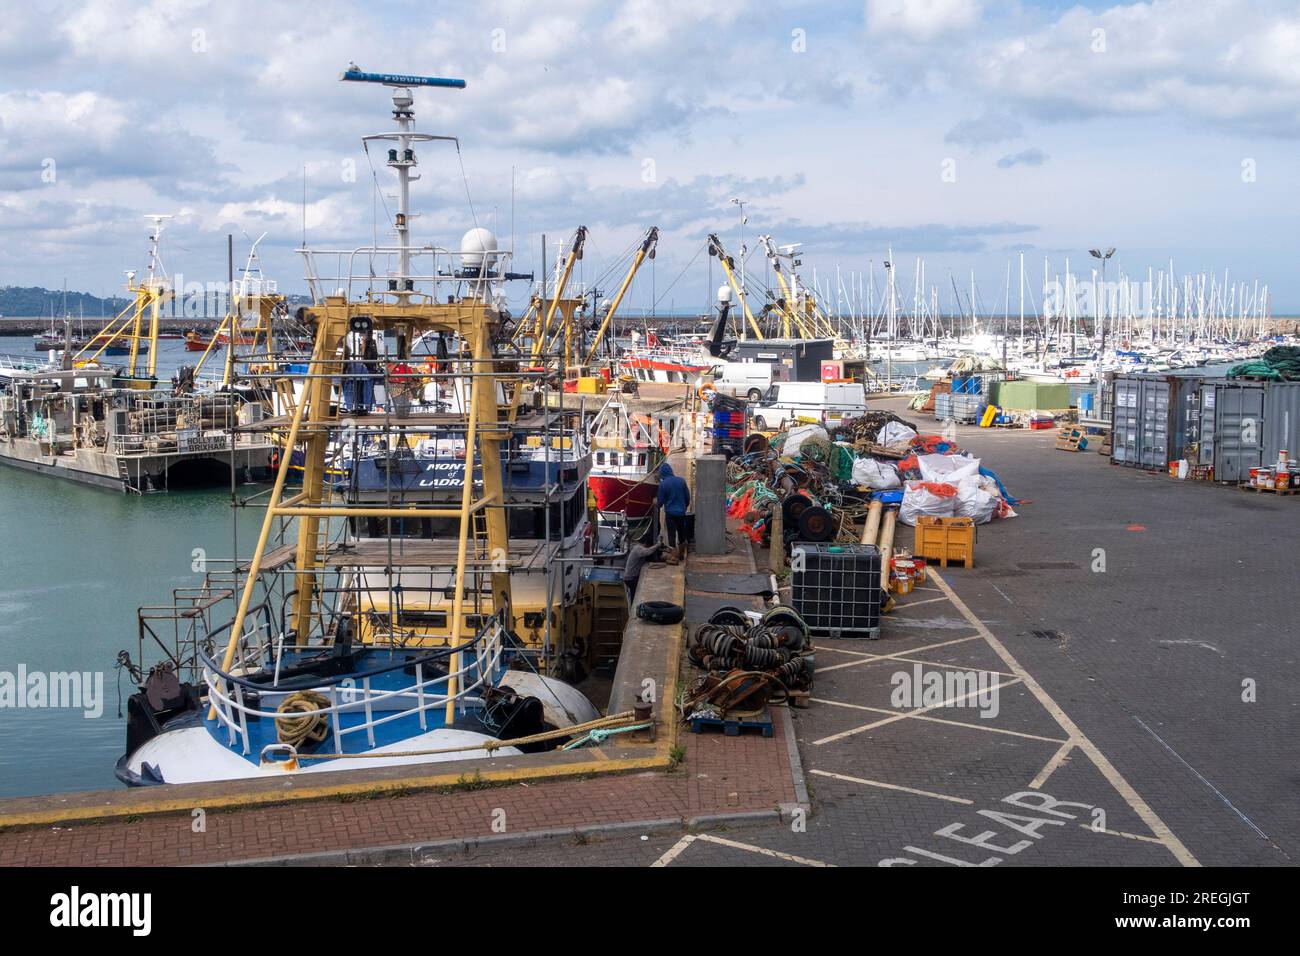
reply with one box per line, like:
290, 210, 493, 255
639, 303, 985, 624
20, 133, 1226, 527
0, 286, 131, 318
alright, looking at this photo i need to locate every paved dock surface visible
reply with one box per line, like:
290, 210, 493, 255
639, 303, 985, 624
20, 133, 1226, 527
2, 395, 1293, 866
408, 400, 1300, 867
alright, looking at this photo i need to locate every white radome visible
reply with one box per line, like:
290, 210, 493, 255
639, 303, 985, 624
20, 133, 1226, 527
460, 227, 499, 271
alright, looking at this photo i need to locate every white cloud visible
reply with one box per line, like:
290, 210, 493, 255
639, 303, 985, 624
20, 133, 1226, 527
866, 0, 982, 41
974, 1, 1300, 135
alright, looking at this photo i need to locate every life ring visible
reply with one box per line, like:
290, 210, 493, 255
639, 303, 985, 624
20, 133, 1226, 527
697, 382, 717, 402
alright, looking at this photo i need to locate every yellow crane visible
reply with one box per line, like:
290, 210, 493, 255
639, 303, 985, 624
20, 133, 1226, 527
706, 233, 764, 340
534, 225, 587, 363
74, 215, 173, 384
758, 235, 838, 340
583, 226, 658, 367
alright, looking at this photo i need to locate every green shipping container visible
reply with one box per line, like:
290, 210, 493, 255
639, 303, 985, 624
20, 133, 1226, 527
990, 380, 1072, 410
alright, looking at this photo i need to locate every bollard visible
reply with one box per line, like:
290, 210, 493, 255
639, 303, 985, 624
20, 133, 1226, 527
694, 454, 727, 555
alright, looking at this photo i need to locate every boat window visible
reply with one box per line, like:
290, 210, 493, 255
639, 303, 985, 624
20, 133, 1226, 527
393, 610, 447, 629
639, 453, 646, 467
596, 451, 605, 465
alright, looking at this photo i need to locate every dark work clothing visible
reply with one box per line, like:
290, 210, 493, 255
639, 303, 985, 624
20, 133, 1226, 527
656, 462, 690, 515
665, 512, 688, 549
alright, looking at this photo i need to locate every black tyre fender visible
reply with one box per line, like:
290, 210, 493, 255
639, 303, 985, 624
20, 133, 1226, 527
636, 600, 685, 626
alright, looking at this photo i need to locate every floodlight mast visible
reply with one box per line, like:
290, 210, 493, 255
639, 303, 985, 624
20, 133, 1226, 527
339, 65, 466, 296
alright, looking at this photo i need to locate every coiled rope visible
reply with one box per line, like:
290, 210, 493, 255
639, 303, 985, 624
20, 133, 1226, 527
276, 690, 332, 748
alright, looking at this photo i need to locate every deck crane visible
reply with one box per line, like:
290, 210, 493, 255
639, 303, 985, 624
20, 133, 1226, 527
758, 235, 804, 338
583, 226, 658, 367
706, 233, 764, 340
534, 225, 587, 363
73, 215, 174, 383
759, 236, 839, 340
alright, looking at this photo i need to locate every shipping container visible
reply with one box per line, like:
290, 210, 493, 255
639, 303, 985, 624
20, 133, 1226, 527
990, 380, 1071, 410
1198, 379, 1300, 482
1109, 372, 1205, 470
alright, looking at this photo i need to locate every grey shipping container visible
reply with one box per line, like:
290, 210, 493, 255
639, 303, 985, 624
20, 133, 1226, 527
1199, 379, 1300, 481
1110, 372, 1205, 470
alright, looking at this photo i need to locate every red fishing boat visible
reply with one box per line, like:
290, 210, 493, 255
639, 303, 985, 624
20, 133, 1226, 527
586, 390, 681, 519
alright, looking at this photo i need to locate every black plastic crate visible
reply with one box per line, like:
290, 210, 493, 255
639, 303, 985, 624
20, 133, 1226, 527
790, 543, 883, 637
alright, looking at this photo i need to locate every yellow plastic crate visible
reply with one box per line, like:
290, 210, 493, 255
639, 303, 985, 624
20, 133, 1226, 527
915, 516, 975, 568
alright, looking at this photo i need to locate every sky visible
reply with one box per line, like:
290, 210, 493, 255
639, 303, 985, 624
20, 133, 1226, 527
2, 0, 1299, 316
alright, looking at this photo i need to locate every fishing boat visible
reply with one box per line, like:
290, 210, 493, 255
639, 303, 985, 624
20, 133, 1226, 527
586, 388, 680, 519
1, 220, 273, 492
117, 68, 598, 787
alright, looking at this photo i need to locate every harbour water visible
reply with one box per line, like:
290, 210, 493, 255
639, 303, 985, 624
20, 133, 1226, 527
0, 335, 267, 795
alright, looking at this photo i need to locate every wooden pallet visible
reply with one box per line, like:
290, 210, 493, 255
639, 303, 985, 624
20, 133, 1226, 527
689, 708, 774, 738
1055, 426, 1088, 452
1240, 483, 1299, 496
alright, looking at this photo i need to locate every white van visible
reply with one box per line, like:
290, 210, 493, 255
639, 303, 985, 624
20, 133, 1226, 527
711, 361, 781, 402
752, 381, 867, 430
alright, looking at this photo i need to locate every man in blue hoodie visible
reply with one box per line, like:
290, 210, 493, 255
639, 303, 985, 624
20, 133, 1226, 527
656, 462, 691, 562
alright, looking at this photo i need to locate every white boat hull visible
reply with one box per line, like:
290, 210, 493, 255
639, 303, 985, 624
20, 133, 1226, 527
123, 726, 521, 786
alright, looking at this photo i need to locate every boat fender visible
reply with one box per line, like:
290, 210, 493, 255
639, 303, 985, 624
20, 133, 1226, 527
637, 600, 685, 626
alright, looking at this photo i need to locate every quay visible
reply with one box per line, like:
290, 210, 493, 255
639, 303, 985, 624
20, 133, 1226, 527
0, 389, 1294, 866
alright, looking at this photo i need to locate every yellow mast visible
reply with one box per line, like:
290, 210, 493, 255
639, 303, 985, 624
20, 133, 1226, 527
214, 72, 515, 726
533, 226, 587, 360
583, 226, 658, 367
76, 215, 172, 378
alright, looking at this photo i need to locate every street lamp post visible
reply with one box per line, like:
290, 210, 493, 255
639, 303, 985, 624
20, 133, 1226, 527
1089, 247, 1115, 356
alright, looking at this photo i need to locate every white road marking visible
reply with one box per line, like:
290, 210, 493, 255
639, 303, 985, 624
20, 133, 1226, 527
812, 697, 1068, 744
652, 832, 834, 867
927, 567, 1200, 868
811, 768, 974, 805
1029, 740, 1076, 789
1079, 823, 1166, 845
812, 677, 1022, 745
890, 596, 950, 611
815, 635, 982, 673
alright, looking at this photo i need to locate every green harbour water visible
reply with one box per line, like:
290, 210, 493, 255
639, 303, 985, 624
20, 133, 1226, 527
0, 460, 265, 797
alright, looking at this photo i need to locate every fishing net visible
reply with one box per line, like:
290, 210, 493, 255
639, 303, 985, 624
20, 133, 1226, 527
1227, 346, 1300, 382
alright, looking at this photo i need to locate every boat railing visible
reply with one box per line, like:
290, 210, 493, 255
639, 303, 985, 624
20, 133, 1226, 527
0, 353, 49, 374
105, 391, 263, 455
199, 612, 508, 757
300, 245, 514, 306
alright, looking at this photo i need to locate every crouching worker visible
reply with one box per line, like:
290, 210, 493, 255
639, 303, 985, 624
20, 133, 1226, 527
656, 462, 690, 563
622, 538, 667, 603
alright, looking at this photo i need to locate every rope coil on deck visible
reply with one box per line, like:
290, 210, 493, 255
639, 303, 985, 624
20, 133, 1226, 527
276, 691, 332, 748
